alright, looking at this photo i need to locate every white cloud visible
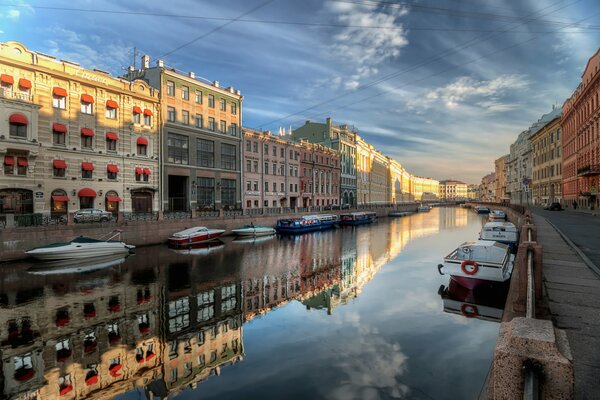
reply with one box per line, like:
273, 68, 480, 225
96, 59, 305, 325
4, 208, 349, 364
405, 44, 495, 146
408, 74, 529, 110
323, 2, 409, 90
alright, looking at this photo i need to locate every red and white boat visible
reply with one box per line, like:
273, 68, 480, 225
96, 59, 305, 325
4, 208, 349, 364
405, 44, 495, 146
168, 226, 225, 246
437, 240, 514, 290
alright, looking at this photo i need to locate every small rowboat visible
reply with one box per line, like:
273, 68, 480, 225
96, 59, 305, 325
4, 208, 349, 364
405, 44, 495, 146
168, 227, 225, 246
231, 225, 276, 237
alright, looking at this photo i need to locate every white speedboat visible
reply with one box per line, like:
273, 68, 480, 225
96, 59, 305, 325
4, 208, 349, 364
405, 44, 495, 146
25, 231, 134, 261
231, 225, 276, 237
480, 221, 519, 252
437, 240, 514, 290
168, 226, 225, 246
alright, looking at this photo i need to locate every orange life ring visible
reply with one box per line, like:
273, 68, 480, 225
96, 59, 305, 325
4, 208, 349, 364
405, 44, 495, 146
461, 260, 479, 275
461, 303, 478, 318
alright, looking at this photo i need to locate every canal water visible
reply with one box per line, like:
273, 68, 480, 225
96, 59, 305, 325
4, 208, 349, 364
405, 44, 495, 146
0, 207, 507, 400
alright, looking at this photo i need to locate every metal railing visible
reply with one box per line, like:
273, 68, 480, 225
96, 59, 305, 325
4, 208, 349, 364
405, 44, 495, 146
523, 216, 540, 400
123, 212, 159, 222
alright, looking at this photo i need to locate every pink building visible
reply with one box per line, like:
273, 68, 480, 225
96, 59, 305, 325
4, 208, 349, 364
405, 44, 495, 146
242, 128, 300, 209
298, 140, 341, 208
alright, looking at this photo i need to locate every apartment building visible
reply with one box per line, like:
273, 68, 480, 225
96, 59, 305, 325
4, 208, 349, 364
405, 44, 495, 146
124, 55, 242, 212
0, 41, 160, 220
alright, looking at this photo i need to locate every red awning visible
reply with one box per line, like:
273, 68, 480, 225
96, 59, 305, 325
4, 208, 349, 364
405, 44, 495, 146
106, 99, 119, 109
143, 108, 153, 116
52, 195, 70, 202
86, 375, 99, 386
81, 94, 94, 103
1, 74, 14, 85
106, 195, 122, 202
107, 164, 119, 173
105, 132, 119, 141
81, 162, 94, 171
133, 106, 142, 114
18, 78, 32, 89
9, 114, 28, 125
17, 157, 28, 167
53, 87, 67, 97
81, 128, 94, 137
78, 188, 97, 197
136, 137, 148, 145
4, 156, 14, 165
53, 160, 67, 169
143, 168, 151, 175
135, 167, 143, 174
52, 123, 67, 133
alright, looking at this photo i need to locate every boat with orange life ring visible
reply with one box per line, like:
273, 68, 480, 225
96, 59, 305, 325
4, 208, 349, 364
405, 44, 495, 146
437, 240, 514, 290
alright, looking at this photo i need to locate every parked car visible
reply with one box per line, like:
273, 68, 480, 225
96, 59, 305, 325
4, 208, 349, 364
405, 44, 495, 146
544, 202, 563, 211
74, 208, 114, 223
341, 203, 351, 210
324, 204, 335, 210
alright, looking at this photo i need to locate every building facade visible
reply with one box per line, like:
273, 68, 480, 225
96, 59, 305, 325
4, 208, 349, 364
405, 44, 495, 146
494, 155, 509, 202
124, 55, 243, 212
292, 117, 357, 206
530, 112, 562, 206
0, 41, 160, 220
242, 128, 300, 209
298, 139, 341, 208
355, 134, 389, 205
438, 180, 467, 201
561, 48, 600, 209
480, 173, 496, 201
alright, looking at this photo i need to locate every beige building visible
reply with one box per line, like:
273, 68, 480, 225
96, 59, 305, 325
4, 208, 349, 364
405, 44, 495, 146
124, 55, 243, 212
0, 41, 160, 222
355, 134, 389, 205
439, 180, 468, 200
494, 155, 509, 202
480, 173, 496, 201
530, 112, 562, 205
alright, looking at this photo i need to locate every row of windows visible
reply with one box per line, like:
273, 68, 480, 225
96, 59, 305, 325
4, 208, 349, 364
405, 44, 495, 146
167, 134, 237, 170
166, 108, 238, 135
165, 81, 238, 114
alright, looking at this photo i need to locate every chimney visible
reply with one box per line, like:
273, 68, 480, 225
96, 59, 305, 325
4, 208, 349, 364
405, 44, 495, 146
157, 59, 164, 68
236, 89, 241, 96
228, 86, 234, 93
189, 71, 195, 79
305, 120, 310, 125
128, 65, 134, 72
213, 81, 220, 88
141, 55, 150, 69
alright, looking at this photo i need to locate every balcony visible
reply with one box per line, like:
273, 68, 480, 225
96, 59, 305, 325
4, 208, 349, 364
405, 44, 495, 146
0, 87, 33, 102
577, 164, 600, 176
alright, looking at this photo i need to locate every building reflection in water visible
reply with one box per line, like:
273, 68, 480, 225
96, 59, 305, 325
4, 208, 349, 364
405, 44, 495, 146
0, 209, 460, 399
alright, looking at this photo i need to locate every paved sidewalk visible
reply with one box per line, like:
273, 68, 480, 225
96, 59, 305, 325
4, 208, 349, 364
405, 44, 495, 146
533, 214, 600, 398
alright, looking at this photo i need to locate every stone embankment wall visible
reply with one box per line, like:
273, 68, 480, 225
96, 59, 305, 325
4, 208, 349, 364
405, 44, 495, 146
0, 203, 421, 262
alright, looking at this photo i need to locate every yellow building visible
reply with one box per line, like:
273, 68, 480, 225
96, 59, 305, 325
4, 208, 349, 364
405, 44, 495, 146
530, 113, 562, 205
494, 155, 509, 202
0, 41, 160, 222
355, 134, 389, 205
439, 180, 468, 200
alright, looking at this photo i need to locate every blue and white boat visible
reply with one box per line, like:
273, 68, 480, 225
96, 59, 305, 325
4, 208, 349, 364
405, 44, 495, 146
479, 221, 519, 253
475, 206, 490, 214
340, 211, 377, 226
275, 214, 339, 234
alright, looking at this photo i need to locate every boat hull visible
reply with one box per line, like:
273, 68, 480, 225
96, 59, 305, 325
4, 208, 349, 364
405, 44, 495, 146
26, 243, 131, 261
232, 227, 276, 237
439, 255, 514, 290
168, 230, 224, 245
275, 224, 333, 234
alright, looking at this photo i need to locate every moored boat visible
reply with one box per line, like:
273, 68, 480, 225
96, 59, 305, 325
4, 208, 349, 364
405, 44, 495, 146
437, 240, 514, 290
489, 209, 507, 220
25, 230, 134, 261
275, 214, 338, 234
417, 205, 431, 212
168, 226, 225, 246
480, 221, 519, 252
231, 225, 276, 237
340, 211, 377, 226
475, 206, 490, 214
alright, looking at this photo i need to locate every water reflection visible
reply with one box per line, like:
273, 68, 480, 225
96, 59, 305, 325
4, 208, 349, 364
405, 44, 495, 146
0, 207, 491, 400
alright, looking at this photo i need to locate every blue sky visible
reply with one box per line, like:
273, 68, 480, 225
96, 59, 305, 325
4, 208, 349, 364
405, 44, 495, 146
1, 0, 599, 182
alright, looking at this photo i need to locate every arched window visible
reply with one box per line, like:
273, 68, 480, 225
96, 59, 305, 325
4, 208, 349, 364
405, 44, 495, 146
9, 113, 28, 138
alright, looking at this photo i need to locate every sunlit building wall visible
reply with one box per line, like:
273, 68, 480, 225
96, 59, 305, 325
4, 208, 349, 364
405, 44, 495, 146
530, 114, 562, 205
0, 41, 160, 219
495, 154, 509, 202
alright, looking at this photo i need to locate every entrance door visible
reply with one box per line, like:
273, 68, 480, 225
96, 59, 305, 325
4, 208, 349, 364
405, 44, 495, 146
168, 175, 188, 211
131, 191, 153, 213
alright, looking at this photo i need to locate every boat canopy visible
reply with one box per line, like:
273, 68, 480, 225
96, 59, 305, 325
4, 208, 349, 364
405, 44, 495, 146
482, 222, 517, 233
451, 240, 510, 263
172, 227, 208, 237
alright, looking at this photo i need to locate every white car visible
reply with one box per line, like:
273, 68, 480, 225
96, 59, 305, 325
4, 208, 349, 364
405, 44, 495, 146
74, 208, 113, 223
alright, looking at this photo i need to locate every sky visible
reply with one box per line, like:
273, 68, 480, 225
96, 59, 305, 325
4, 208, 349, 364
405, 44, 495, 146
1, 0, 599, 183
